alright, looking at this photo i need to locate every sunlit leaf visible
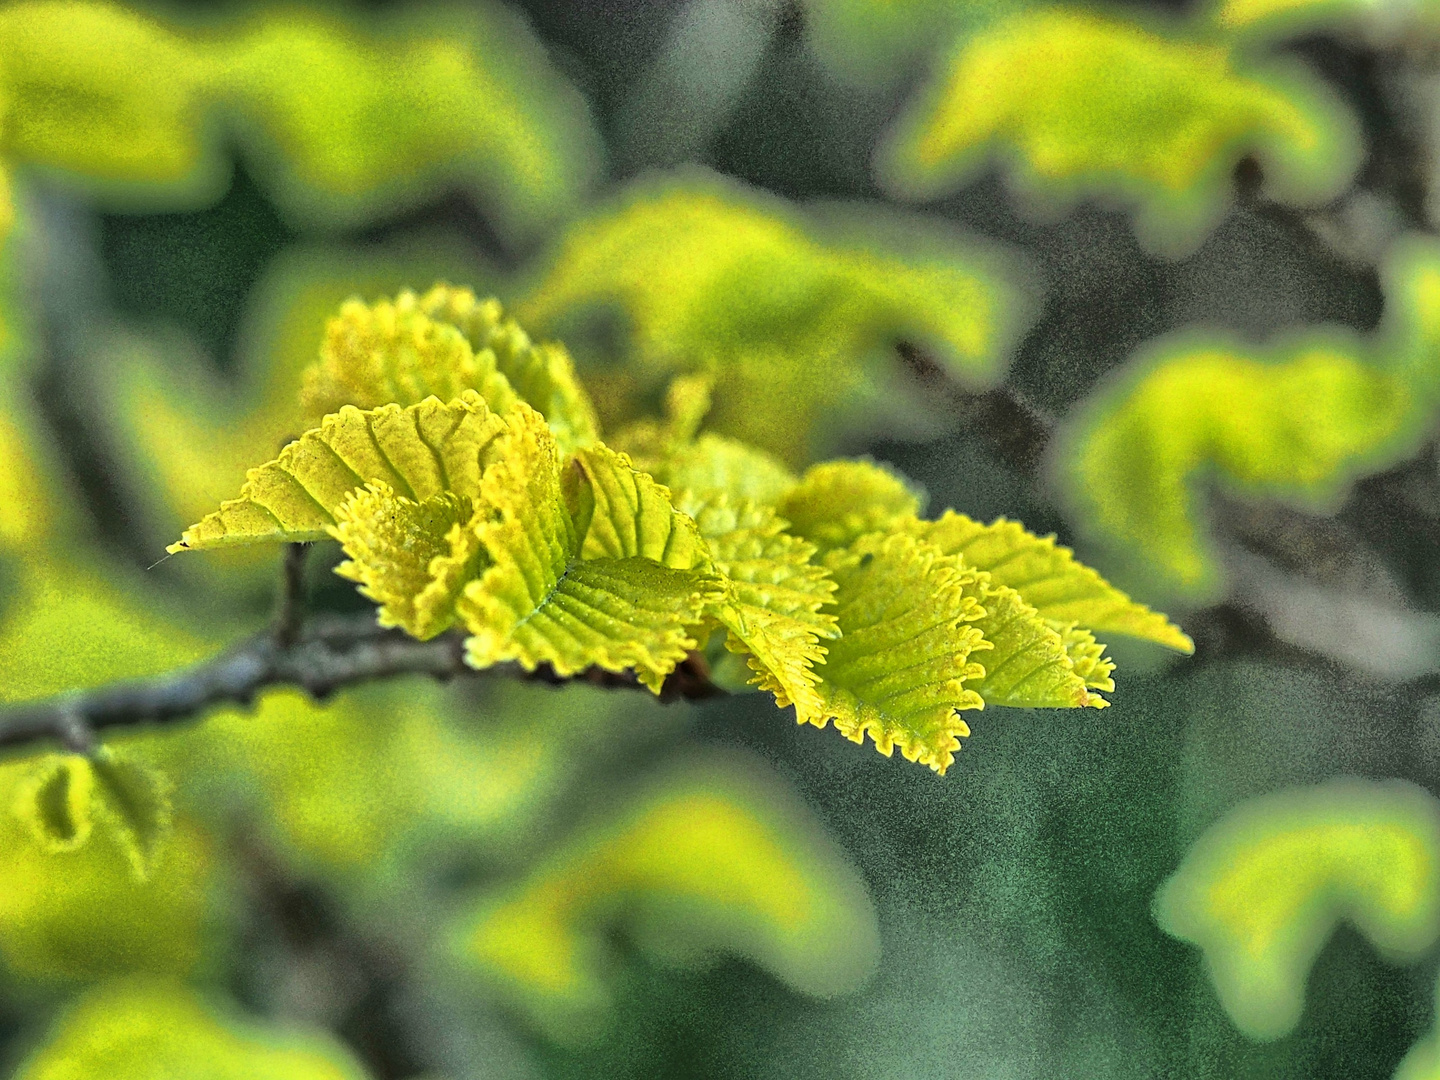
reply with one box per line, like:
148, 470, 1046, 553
302, 286, 598, 450
13, 977, 368, 1080
962, 581, 1096, 709
811, 532, 988, 775
168, 392, 507, 551
779, 459, 924, 552
15, 754, 94, 854
879, 8, 1360, 256
518, 170, 1029, 462
458, 426, 724, 692
681, 492, 839, 723
904, 512, 1193, 650
1155, 779, 1440, 1040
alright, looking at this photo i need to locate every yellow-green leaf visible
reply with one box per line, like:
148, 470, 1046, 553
518, 170, 1028, 463
0, 0, 600, 237
418, 285, 601, 451
14, 977, 369, 1080
1057, 340, 1419, 598
779, 459, 924, 552
456, 755, 879, 1042
88, 751, 174, 882
168, 392, 507, 551
878, 9, 1359, 256
301, 290, 519, 422
906, 511, 1192, 651
1155, 779, 1440, 1041
15, 754, 95, 854
1056, 622, 1117, 696
964, 581, 1097, 709
681, 492, 839, 723
331, 484, 483, 639
457, 412, 724, 692
302, 287, 599, 452
812, 532, 988, 775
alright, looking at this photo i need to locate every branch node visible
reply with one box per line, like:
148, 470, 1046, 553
273, 543, 311, 649
56, 705, 96, 757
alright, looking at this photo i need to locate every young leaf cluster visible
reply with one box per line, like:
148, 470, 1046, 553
173, 290, 1190, 774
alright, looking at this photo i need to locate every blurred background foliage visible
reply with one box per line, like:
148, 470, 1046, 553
5, 0, 1440, 1077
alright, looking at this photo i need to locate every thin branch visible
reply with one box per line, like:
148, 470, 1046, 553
0, 614, 723, 756
272, 542, 310, 648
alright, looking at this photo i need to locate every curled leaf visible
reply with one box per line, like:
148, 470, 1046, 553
16, 754, 95, 854
812, 532, 988, 775
1155, 779, 1440, 1041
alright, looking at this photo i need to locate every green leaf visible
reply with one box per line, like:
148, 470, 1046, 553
905, 512, 1193, 651
13, 752, 174, 881
302, 290, 520, 422
778, 459, 924, 552
811, 532, 988, 775
1057, 338, 1421, 598
14, 977, 369, 1080
303, 286, 599, 451
88, 751, 174, 882
878, 8, 1359, 256
458, 417, 725, 692
962, 582, 1097, 709
16, 755, 94, 854
168, 392, 507, 551
456, 755, 879, 1042
0, 0, 600, 237
1155, 779, 1440, 1041
417, 285, 601, 452
331, 484, 483, 639
1055, 622, 1116, 696
681, 492, 839, 723
517, 170, 1029, 463
801, 0, 1019, 87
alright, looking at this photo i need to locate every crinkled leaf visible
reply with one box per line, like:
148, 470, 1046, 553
518, 170, 1029, 463
812, 532, 988, 775
779, 459, 924, 552
906, 511, 1192, 651
14, 977, 369, 1080
612, 375, 799, 504
458, 412, 724, 692
879, 9, 1359, 256
303, 287, 599, 451
169, 392, 506, 551
1056, 621, 1116, 695
681, 493, 838, 723
1155, 779, 1440, 1041
331, 484, 481, 639
302, 291, 519, 421
964, 581, 1098, 709
418, 285, 601, 451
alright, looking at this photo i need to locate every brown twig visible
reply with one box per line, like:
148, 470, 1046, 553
0, 614, 723, 756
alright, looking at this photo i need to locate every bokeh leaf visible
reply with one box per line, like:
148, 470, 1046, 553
0, 0, 599, 236
455, 754, 879, 1043
13, 977, 368, 1080
517, 170, 1030, 463
879, 8, 1360, 256
1155, 779, 1440, 1041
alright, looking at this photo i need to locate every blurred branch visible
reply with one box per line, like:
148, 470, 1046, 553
895, 342, 1053, 477
0, 610, 723, 757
